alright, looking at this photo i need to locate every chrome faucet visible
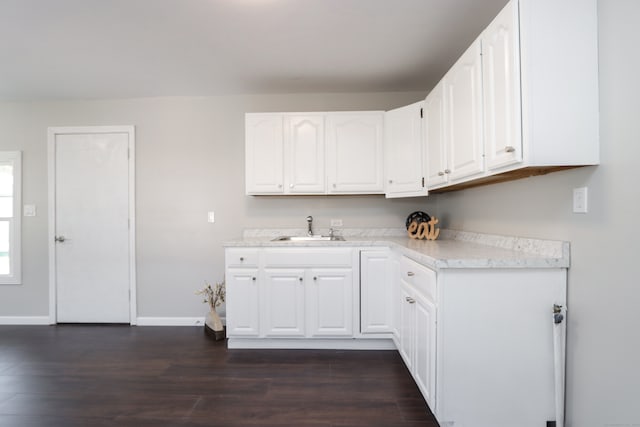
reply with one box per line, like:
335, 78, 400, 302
306, 216, 313, 236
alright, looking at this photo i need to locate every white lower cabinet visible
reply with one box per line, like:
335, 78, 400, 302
262, 267, 354, 338
226, 245, 567, 427
226, 247, 356, 341
393, 255, 567, 427
262, 269, 306, 337
307, 269, 353, 337
226, 269, 260, 337
397, 256, 437, 409
360, 249, 393, 334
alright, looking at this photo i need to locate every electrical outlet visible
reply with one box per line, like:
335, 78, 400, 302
23, 204, 36, 217
330, 219, 343, 227
573, 187, 588, 213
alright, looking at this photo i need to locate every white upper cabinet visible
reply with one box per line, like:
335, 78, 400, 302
481, 0, 522, 171
423, 0, 598, 191
326, 112, 385, 194
285, 114, 325, 194
245, 114, 284, 194
424, 81, 447, 189
517, 0, 599, 167
384, 102, 427, 198
246, 111, 384, 195
443, 39, 484, 183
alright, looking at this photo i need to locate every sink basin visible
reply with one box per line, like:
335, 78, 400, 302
271, 235, 345, 242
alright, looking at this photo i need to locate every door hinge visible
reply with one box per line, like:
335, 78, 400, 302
420, 107, 423, 118
422, 177, 425, 187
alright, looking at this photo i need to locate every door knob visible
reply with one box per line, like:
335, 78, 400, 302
54, 235, 66, 243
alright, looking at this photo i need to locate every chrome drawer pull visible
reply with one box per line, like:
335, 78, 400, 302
407, 271, 415, 277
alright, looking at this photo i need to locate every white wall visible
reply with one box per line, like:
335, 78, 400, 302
0, 91, 434, 319
435, 1, 640, 425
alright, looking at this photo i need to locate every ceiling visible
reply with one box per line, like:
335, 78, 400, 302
0, 0, 509, 101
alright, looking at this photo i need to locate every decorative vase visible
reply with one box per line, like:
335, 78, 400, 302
205, 309, 225, 341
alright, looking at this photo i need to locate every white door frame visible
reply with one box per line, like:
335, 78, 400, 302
47, 126, 137, 325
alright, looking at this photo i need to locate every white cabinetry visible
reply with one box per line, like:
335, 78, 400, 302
425, 40, 484, 191
262, 267, 353, 338
481, 0, 522, 171
326, 112, 384, 194
246, 111, 384, 195
424, 82, 447, 188
245, 114, 284, 194
397, 256, 437, 409
262, 269, 306, 337
424, 0, 598, 192
393, 252, 567, 427
285, 114, 325, 194
384, 102, 427, 198
226, 247, 356, 341
360, 249, 393, 334
307, 269, 353, 337
443, 39, 485, 184
225, 249, 260, 336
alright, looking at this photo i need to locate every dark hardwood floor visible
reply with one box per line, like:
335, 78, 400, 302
0, 326, 438, 427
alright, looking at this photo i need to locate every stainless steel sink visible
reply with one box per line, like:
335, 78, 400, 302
271, 235, 345, 242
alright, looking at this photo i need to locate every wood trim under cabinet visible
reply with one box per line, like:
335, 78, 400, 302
429, 166, 580, 193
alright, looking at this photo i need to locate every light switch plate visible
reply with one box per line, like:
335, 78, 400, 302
207, 211, 215, 223
573, 187, 588, 213
24, 204, 37, 217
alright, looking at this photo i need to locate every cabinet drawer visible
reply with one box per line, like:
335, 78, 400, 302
226, 249, 260, 268
399, 256, 436, 301
263, 248, 353, 267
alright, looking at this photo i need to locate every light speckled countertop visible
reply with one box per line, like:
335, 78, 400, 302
224, 228, 570, 270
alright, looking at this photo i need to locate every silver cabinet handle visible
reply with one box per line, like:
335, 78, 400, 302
444, 169, 451, 174
405, 296, 416, 304
438, 171, 445, 176
333, 183, 337, 188
407, 271, 415, 277
313, 276, 317, 281
299, 277, 303, 282
239, 257, 244, 262
278, 184, 283, 188
505, 146, 516, 153
252, 277, 256, 281
54, 235, 66, 243
388, 179, 393, 184
290, 184, 294, 189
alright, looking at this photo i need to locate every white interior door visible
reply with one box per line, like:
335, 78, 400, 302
49, 127, 135, 323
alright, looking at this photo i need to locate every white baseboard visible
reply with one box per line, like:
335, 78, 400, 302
0, 316, 51, 325
136, 316, 227, 326
227, 338, 397, 350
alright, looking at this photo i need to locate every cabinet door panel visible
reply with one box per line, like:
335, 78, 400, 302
361, 251, 393, 334
384, 102, 426, 197
415, 293, 437, 409
398, 282, 414, 370
307, 269, 353, 337
482, 0, 522, 170
262, 269, 305, 337
326, 113, 384, 193
285, 115, 325, 193
424, 82, 448, 188
444, 40, 484, 182
245, 114, 284, 194
226, 269, 259, 337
